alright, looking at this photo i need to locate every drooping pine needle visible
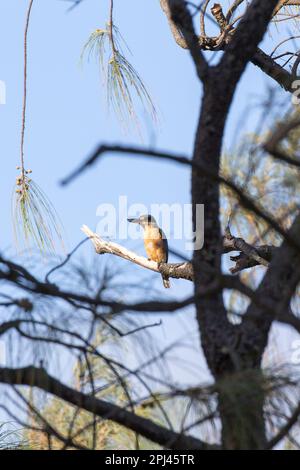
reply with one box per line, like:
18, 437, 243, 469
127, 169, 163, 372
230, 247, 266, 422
81, 28, 108, 73
13, 172, 64, 253
81, 0, 157, 132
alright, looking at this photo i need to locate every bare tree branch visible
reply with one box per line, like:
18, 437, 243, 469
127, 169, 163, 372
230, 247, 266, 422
264, 116, 300, 168
160, 0, 299, 92
0, 365, 219, 450
267, 400, 300, 449
273, 0, 300, 17
223, 226, 276, 273
161, 1, 209, 79
242, 214, 300, 363
81, 225, 194, 281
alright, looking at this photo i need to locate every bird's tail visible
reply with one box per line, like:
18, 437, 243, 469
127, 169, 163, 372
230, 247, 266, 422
162, 274, 170, 289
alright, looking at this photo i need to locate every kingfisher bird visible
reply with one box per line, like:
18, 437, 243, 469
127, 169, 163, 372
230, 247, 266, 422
128, 214, 170, 288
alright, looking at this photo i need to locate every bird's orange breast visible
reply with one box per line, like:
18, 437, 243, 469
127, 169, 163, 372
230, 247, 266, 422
144, 226, 166, 263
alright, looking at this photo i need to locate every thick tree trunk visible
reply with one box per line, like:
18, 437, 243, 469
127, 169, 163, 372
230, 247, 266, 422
218, 370, 266, 449
192, 73, 268, 449
173, 0, 282, 450
192, 75, 238, 376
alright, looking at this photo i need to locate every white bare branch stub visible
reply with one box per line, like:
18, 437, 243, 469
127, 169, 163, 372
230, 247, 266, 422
81, 225, 194, 281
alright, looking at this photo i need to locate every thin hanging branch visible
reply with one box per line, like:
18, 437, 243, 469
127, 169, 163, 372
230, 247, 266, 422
20, 0, 34, 183
108, 0, 116, 54
13, 0, 64, 253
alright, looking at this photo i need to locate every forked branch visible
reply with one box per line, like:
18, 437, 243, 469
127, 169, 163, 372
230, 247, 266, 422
82, 225, 275, 278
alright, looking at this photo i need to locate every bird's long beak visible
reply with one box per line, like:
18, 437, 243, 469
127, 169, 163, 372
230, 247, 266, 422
127, 218, 140, 224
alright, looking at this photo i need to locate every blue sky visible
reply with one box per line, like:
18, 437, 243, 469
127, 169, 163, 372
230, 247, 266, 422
0, 0, 298, 388
0, 0, 269, 255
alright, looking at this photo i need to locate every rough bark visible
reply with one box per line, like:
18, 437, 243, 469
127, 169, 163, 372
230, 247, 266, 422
186, 0, 280, 448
